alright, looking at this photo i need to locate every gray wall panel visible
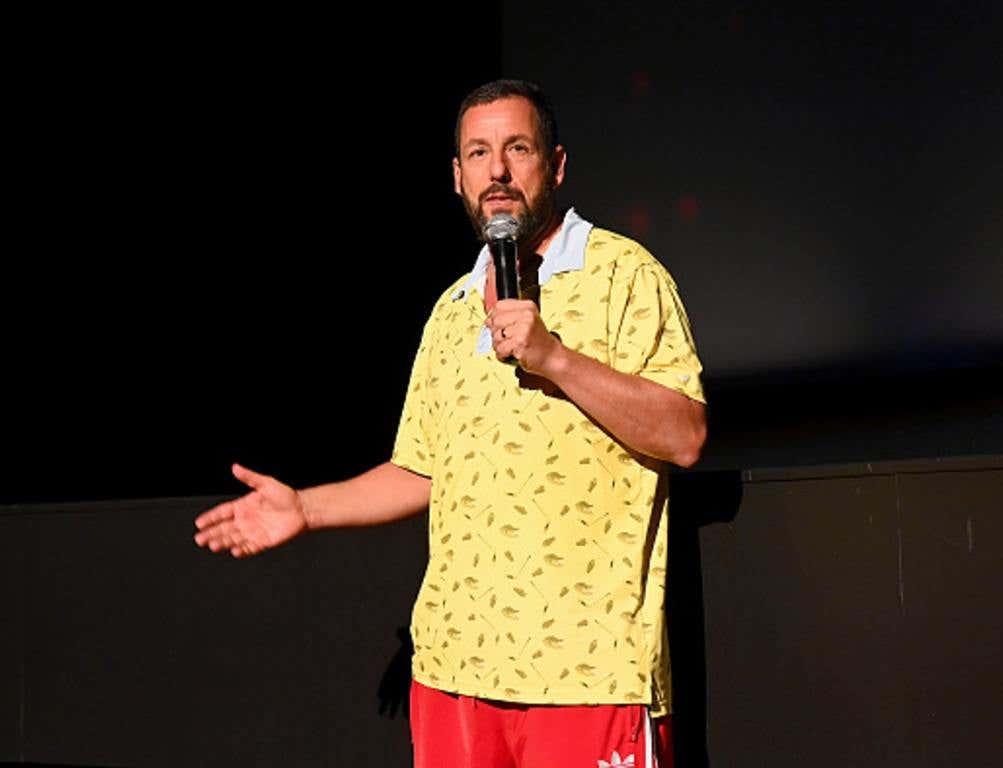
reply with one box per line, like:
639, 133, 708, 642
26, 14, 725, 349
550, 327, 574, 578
3, 458, 1000, 766
898, 470, 1003, 766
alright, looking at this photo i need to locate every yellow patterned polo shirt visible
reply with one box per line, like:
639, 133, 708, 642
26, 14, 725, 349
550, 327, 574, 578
392, 208, 704, 716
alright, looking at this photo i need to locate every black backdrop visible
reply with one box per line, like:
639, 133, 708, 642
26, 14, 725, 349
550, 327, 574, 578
5, 6, 502, 504
5, 2, 1001, 502
502, 0, 1003, 377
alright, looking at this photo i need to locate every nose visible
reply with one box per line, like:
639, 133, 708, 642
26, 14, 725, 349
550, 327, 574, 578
489, 151, 511, 183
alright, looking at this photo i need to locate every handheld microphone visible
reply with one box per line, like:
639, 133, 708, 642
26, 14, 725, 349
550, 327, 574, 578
484, 213, 520, 300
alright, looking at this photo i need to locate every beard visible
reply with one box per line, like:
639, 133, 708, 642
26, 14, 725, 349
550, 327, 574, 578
461, 180, 557, 249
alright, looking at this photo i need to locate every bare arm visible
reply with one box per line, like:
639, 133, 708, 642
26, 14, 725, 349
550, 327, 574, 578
539, 343, 705, 466
299, 461, 431, 529
194, 461, 430, 558
486, 300, 707, 467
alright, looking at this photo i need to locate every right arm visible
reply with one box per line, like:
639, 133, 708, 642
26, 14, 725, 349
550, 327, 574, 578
193, 461, 430, 558
299, 460, 431, 529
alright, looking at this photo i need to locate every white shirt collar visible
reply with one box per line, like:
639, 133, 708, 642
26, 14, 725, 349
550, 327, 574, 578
450, 207, 593, 302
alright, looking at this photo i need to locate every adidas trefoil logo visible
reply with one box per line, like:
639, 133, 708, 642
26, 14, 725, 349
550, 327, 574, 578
598, 750, 635, 768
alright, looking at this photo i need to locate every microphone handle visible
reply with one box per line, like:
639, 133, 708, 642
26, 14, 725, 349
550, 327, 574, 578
492, 237, 520, 300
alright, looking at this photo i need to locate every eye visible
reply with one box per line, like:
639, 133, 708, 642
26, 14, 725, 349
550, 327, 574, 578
467, 147, 488, 160
510, 143, 530, 154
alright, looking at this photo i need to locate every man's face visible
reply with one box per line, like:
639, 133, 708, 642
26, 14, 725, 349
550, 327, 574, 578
453, 96, 566, 245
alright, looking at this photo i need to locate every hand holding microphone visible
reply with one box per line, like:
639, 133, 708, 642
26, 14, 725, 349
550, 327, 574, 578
483, 213, 561, 374
484, 214, 520, 365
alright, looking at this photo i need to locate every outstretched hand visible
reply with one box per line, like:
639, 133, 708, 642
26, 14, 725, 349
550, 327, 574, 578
193, 463, 308, 558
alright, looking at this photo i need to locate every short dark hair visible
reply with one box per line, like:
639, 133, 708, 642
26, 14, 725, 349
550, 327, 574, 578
454, 79, 559, 157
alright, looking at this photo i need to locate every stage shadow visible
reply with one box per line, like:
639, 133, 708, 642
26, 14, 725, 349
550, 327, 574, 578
377, 625, 414, 720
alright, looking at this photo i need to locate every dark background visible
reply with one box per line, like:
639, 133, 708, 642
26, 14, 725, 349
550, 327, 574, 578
5, 1, 1000, 505
505, 0, 1003, 377
5, 6, 502, 504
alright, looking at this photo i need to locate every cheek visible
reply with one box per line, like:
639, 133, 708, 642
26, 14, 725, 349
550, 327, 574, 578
460, 169, 484, 195
461, 180, 481, 206
517, 167, 546, 193
516, 176, 541, 202
458, 181, 483, 215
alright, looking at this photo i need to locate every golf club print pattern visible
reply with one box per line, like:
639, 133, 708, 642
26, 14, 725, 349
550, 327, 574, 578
393, 227, 704, 716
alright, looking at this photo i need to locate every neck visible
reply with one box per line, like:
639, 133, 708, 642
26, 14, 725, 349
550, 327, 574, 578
520, 208, 562, 258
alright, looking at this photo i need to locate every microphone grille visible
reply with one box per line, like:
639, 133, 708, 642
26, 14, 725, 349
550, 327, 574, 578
484, 213, 520, 241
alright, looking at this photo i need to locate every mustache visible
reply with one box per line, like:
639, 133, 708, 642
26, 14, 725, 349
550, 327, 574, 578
479, 184, 526, 205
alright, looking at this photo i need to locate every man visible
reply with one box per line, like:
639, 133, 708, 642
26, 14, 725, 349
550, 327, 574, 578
195, 79, 706, 768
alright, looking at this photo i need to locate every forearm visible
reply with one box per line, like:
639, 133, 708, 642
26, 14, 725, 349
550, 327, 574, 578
298, 461, 431, 529
542, 345, 706, 467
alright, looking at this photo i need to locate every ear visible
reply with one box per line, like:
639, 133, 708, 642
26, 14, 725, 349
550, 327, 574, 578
551, 145, 567, 188
452, 156, 462, 195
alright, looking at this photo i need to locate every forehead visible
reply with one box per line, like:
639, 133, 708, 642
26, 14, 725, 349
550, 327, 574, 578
458, 96, 541, 146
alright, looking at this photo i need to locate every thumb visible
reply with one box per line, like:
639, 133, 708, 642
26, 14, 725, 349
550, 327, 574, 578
232, 462, 269, 491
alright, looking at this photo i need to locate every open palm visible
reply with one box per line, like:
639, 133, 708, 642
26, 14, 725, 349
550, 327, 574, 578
194, 463, 307, 557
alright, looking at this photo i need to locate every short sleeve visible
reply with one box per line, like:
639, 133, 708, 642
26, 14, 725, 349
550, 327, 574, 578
608, 260, 706, 404
391, 314, 437, 476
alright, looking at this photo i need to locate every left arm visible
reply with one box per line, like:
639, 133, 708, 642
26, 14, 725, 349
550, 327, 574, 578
486, 300, 706, 467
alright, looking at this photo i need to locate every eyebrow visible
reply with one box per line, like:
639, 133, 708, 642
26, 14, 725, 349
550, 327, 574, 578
462, 133, 537, 152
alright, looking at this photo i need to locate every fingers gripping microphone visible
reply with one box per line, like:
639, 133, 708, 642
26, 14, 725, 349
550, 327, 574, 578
484, 213, 521, 300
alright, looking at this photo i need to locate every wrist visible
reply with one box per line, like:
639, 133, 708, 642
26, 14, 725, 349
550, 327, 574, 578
537, 333, 572, 380
296, 489, 315, 530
